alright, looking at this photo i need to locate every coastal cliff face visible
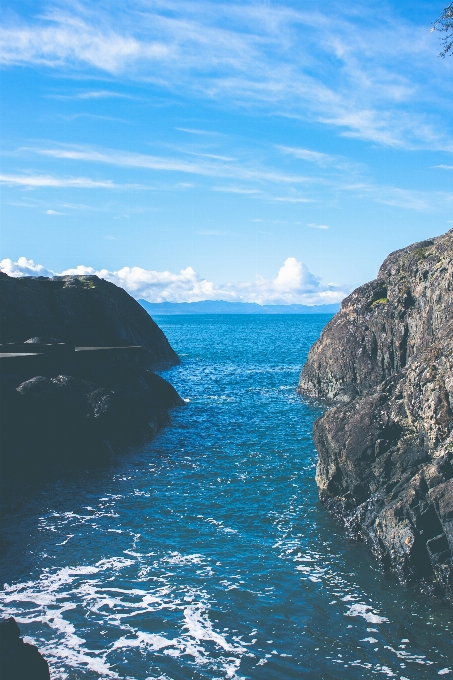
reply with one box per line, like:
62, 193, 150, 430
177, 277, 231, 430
298, 230, 453, 601
0, 273, 179, 369
0, 273, 183, 474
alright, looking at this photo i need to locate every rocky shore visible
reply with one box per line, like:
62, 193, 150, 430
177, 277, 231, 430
298, 230, 453, 601
0, 273, 183, 475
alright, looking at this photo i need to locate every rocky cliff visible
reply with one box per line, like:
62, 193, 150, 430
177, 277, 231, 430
298, 230, 453, 601
0, 273, 179, 369
0, 273, 183, 475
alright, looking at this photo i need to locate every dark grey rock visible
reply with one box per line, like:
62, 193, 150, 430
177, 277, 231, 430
0, 370, 184, 474
298, 229, 453, 601
0, 273, 179, 369
0, 617, 50, 680
0, 273, 184, 476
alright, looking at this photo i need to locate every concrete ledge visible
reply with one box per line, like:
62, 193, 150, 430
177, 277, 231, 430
0, 353, 47, 383
0, 345, 144, 385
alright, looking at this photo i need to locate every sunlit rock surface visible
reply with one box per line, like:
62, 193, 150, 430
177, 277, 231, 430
299, 230, 453, 601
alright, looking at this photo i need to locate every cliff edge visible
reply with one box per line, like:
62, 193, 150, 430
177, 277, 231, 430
298, 230, 453, 601
0, 273, 179, 369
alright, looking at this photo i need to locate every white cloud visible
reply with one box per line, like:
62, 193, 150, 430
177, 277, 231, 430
273, 196, 313, 203
0, 173, 144, 190
213, 186, 261, 194
45, 209, 64, 214
1, 1, 451, 150
0, 256, 347, 306
24, 144, 311, 185
278, 146, 336, 166
49, 90, 135, 100
308, 223, 329, 230
342, 182, 453, 212
75, 90, 132, 100
433, 165, 453, 170
176, 128, 220, 136
0, 12, 168, 73
0, 257, 52, 277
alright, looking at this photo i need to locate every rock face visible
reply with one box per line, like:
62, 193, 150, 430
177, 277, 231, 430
0, 371, 183, 474
0, 617, 50, 680
0, 273, 183, 475
0, 273, 179, 369
298, 230, 453, 601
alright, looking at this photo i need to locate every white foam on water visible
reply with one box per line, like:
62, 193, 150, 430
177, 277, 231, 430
345, 604, 389, 624
0, 546, 253, 679
384, 645, 434, 665
163, 552, 204, 565
183, 603, 246, 654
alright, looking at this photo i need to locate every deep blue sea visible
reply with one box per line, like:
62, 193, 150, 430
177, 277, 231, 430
0, 315, 451, 679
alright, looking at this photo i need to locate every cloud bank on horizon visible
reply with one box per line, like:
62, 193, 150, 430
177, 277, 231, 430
0, 257, 347, 306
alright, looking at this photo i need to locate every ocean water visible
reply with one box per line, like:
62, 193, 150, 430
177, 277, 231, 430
0, 315, 451, 680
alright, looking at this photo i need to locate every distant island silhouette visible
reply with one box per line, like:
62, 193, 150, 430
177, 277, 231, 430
139, 300, 340, 315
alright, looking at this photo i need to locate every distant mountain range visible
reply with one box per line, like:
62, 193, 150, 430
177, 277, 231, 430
138, 299, 340, 315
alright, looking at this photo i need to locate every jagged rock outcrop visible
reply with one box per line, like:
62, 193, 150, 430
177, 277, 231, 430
0, 273, 179, 369
298, 230, 453, 601
0, 617, 50, 680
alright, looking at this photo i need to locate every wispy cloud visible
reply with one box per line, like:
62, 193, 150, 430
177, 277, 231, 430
0, 255, 348, 305
273, 196, 313, 203
433, 165, 453, 170
58, 113, 129, 123
213, 186, 261, 194
75, 90, 133, 100
176, 128, 220, 136
8, 146, 449, 211
0, 173, 144, 190
49, 90, 135, 100
278, 146, 337, 166
277, 146, 362, 171
23, 144, 313, 184
308, 223, 329, 230
1, 1, 451, 149
343, 182, 453, 211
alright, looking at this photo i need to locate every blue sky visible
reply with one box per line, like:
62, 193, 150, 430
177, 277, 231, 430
0, 0, 452, 304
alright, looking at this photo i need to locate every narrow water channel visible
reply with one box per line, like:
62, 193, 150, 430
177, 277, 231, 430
0, 315, 451, 679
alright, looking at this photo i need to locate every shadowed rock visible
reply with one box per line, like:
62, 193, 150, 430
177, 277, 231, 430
0, 273, 184, 476
0, 618, 50, 680
0, 273, 179, 370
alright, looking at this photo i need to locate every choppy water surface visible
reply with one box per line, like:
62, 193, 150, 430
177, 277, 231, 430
0, 315, 451, 679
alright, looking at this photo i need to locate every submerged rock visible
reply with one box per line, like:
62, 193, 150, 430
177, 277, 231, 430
298, 230, 453, 601
0, 617, 50, 680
